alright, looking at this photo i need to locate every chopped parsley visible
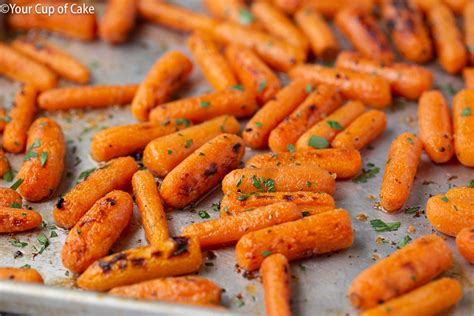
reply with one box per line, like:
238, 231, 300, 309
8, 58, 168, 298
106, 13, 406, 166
257, 81, 266, 93
251, 176, 276, 192
50, 230, 58, 238
287, 144, 296, 153
237, 194, 249, 201
200, 101, 210, 108
77, 167, 96, 183
255, 122, 263, 128
468, 180, 474, 188
167, 149, 173, 155
10, 239, 28, 248
10, 178, 24, 190
24, 139, 41, 161
232, 84, 244, 91
21, 264, 31, 269
211, 203, 220, 212
438, 83, 456, 97
40, 152, 48, 167
306, 181, 312, 187
352, 163, 380, 183
184, 139, 193, 149
305, 84, 313, 93
198, 210, 210, 219
37, 233, 49, 254
10, 201, 21, 208
3, 168, 14, 182
370, 219, 401, 232
404, 206, 420, 214
302, 211, 310, 217
461, 107, 472, 117
308, 135, 329, 149
441, 195, 449, 202
327, 120, 343, 130
239, 9, 254, 25
397, 235, 412, 249
76, 229, 82, 235
261, 250, 272, 257
407, 137, 415, 145
175, 118, 191, 127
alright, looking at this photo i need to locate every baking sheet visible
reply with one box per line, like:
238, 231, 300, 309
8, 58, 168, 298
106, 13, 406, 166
0, 0, 473, 315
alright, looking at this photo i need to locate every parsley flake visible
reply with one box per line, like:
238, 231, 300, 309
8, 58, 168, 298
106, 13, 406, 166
200, 101, 210, 108
370, 219, 401, 232
397, 235, 412, 249
257, 81, 266, 93
287, 144, 296, 153
261, 250, 272, 257
308, 135, 329, 149
461, 107, 472, 117
239, 9, 254, 25
40, 152, 48, 167
198, 210, 210, 219
10, 178, 24, 190
184, 139, 193, 148
327, 120, 343, 130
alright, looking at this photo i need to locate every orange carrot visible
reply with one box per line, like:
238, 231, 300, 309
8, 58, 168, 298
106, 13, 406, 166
465, 1, 474, 65
0, 188, 22, 208
0, 207, 42, 233
456, 227, 474, 263
0, 267, 43, 284
463, 67, 474, 88
0, 150, 10, 179
443, 0, 467, 14
260, 254, 292, 316
99, 0, 137, 44
203, 0, 261, 29
452, 89, 474, 166
0, 107, 7, 132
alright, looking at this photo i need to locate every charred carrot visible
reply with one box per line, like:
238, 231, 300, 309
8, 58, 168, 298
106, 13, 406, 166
203, 0, 261, 29
443, 0, 467, 13
0, 207, 42, 233
456, 227, 474, 263
463, 67, 474, 88
452, 89, 474, 166
410, 0, 442, 12
99, 0, 137, 44
260, 254, 292, 316
0, 150, 10, 179
0, 107, 7, 132
465, 1, 474, 65
0, 267, 43, 284
273, 0, 374, 16
0, 188, 22, 209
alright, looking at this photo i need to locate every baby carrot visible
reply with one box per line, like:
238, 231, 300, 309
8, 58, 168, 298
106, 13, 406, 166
99, 0, 137, 44
410, 0, 442, 12
418, 90, 454, 163
131, 50, 193, 121
0, 188, 22, 208
38, 84, 138, 111
456, 227, 474, 263
443, 0, 467, 13
348, 234, 452, 310
331, 110, 387, 150
225, 44, 281, 105
463, 67, 474, 88
0, 150, 10, 179
452, 89, 474, 166
260, 254, 292, 316
273, 0, 374, 16
132, 170, 169, 245
0, 207, 42, 233
465, 1, 474, 65
0, 267, 43, 284
143, 115, 240, 177
0, 107, 7, 132
203, 0, 261, 29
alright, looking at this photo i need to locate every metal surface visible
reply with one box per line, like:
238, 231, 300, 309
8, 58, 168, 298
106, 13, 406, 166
0, 1, 473, 315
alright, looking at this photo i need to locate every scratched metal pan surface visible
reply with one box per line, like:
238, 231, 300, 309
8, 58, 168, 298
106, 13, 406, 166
0, 0, 473, 315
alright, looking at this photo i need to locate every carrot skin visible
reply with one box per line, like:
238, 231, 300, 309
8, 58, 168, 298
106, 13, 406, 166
456, 226, 474, 263
0, 208, 42, 233
452, 89, 474, 166
0, 188, 22, 208
260, 254, 292, 316
99, 0, 137, 44
0, 267, 43, 284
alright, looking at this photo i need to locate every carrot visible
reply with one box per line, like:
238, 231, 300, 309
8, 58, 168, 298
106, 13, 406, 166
289, 64, 392, 108
0, 107, 7, 132
235, 208, 353, 270
181, 202, 301, 248
203, 0, 261, 29
273, 0, 374, 16
99, 0, 137, 44
38, 84, 138, 111
443, 0, 467, 13
335, 52, 433, 100
160, 134, 245, 209
297, 101, 366, 150
0, 150, 10, 179
410, 0, 442, 12
132, 170, 169, 245
243, 80, 309, 149
426, 187, 474, 236
456, 227, 474, 263
143, 115, 240, 177
109, 276, 222, 306
187, 30, 237, 91
62, 190, 133, 273
331, 110, 387, 150
465, 1, 474, 65
0, 44, 57, 92
225, 44, 281, 105
362, 278, 462, 316
53, 156, 138, 229
348, 234, 452, 310
268, 84, 343, 152
131, 50, 193, 121
463, 67, 474, 88
452, 89, 474, 166
3, 85, 38, 154
260, 254, 292, 316
418, 90, 454, 163
0, 207, 42, 233
149, 88, 257, 123
77, 236, 202, 291
0, 188, 22, 208
428, 3, 467, 73
0, 267, 43, 284
91, 120, 190, 162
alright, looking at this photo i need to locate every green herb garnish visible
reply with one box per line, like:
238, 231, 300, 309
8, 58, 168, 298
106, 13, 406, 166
308, 135, 329, 149
370, 219, 401, 232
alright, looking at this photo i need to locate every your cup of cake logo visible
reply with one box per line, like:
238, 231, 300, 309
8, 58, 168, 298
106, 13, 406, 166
0, 2, 95, 15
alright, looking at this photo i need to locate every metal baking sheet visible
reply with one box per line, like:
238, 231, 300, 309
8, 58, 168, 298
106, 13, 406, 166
0, 1, 473, 315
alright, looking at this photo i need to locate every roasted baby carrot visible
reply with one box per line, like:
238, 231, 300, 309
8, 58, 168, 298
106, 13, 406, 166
131, 51, 193, 121
77, 237, 202, 291
99, 0, 137, 44
289, 64, 392, 108
53, 156, 138, 229
132, 170, 169, 245
62, 190, 133, 273
143, 115, 240, 177
187, 30, 237, 91
225, 44, 281, 105
38, 84, 138, 111
11, 38, 90, 84
0, 107, 7, 132
335, 52, 433, 100
268, 84, 343, 152
348, 234, 452, 310
203, 0, 260, 29
463, 67, 474, 88
418, 90, 454, 163
0, 267, 43, 284
452, 89, 474, 166
235, 208, 353, 270
443, 0, 467, 13
410, 0, 442, 12
465, 1, 474, 65
331, 110, 387, 150
273, 0, 374, 16
0, 188, 22, 208
181, 202, 301, 248
456, 227, 474, 263
260, 254, 292, 316
160, 134, 245, 209
0, 207, 42, 233
0, 150, 10, 179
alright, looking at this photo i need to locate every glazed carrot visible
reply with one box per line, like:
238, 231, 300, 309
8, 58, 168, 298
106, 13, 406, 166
3, 85, 38, 154
212, 22, 305, 71
268, 84, 343, 152
381, 0, 433, 63
362, 278, 462, 316
149, 88, 257, 123
297, 101, 366, 150
443, 0, 467, 13
0, 44, 57, 92
187, 31, 237, 91
246, 148, 362, 179
260, 254, 292, 316
410, 0, 442, 12
91, 120, 190, 162
0, 268, 43, 284
456, 227, 474, 263
335, 52, 433, 100
16, 118, 65, 202
428, 3, 467, 73
272, 0, 301, 14
289, 64, 392, 108
38, 84, 138, 111
203, 0, 261, 29
143, 116, 240, 177
273, 0, 374, 16
160, 134, 245, 209
131, 51, 193, 121
77, 237, 202, 291
348, 234, 452, 310
463, 67, 474, 88
426, 187, 474, 236
225, 44, 281, 105
0, 188, 22, 208
99, 0, 137, 44
181, 202, 301, 248
109, 276, 222, 306
0, 107, 7, 132
331, 110, 387, 150
380, 133, 422, 212
335, 6, 394, 64
465, 1, 474, 65
452, 89, 474, 166
11, 38, 90, 84
0, 208, 42, 233
418, 90, 454, 163
53, 156, 138, 229
132, 170, 169, 245
235, 208, 353, 270
0, 150, 10, 179
62, 190, 133, 273
243, 80, 309, 149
